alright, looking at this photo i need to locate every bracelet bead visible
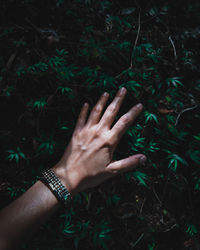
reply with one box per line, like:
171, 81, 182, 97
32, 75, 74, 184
39, 169, 72, 207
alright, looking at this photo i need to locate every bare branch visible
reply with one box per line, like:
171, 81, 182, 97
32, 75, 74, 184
162, 224, 177, 233
130, 10, 141, 68
169, 36, 177, 60
115, 9, 141, 79
130, 233, 144, 248
175, 104, 199, 126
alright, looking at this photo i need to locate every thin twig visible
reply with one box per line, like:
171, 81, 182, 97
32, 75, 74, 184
130, 233, 144, 248
139, 197, 146, 215
175, 104, 199, 126
114, 69, 129, 80
130, 10, 141, 68
149, 4, 177, 61
168, 36, 177, 60
152, 187, 162, 205
162, 224, 177, 233
15, 24, 27, 31
115, 9, 141, 79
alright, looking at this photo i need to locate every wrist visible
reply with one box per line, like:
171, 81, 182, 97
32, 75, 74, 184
50, 165, 77, 197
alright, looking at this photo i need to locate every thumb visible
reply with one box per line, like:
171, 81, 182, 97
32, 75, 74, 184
106, 154, 147, 175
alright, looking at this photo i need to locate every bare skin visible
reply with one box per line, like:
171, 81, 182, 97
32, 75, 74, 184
0, 88, 146, 250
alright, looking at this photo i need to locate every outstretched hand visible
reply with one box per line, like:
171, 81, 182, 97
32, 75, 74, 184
52, 88, 147, 196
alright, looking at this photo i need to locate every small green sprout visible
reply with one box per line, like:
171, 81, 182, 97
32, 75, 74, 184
6, 147, 26, 163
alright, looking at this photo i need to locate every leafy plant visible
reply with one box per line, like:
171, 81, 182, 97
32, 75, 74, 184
144, 111, 159, 124
27, 98, 47, 110
27, 62, 48, 73
193, 176, 200, 191
6, 147, 26, 163
106, 194, 121, 206
7, 187, 26, 198
166, 77, 184, 88
133, 171, 148, 186
185, 224, 198, 236
58, 86, 73, 97
91, 220, 112, 250
1, 0, 200, 249
165, 152, 188, 171
37, 137, 56, 155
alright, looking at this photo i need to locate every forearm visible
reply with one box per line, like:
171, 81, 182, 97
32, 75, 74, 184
0, 89, 146, 250
0, 171, 62, 250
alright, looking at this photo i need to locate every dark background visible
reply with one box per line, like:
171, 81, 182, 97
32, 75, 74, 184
0, 0, 200, 249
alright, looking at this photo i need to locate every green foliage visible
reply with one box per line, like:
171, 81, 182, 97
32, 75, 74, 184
58, 86, 73, 98
144, 111, 159, 124
57, 119, 70, 131
27, 62, 49, 73
37, 136, 56, 155
4, 85, 15, 96
185, 224, 198, 236
165, 151, 188, 171
133, 171, 148, 186
148, 241, 156, 250
62, 217, 111, 249
56, 0, 64, 7
166, 77, 184, 88
148, 141, 160, 153
92, 220, 112, 249
193, 133, 200, 141
127, 124, 159, 155
187, 150, 200, 164
106, 194, 120, 206
120, 81, 141, 96
6, 147, 26, 163
128, 133, 145, 152
73, 220, 90, 248
1, 0, 200, 249
7, 187, 26, 198
193, 176, 200, 191
63, 220, 76, 234
27, 98, 47, 110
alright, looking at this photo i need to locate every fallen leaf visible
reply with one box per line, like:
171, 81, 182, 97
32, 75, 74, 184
158, 108, 175, 114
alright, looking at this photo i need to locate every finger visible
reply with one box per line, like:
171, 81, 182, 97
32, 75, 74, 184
86, 92, 109, 126
110, 103, 143, 145
99, 87, 127, 129
106, 154, 147, 175
74, 103, 89, 131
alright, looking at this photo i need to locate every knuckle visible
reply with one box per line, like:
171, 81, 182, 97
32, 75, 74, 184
133, 104, 142, 113
95, 130, 102, 138
73, 130, 83, 141
106, 167, 118, 175
106, 133, 117, 145
94, 105, 102, 113
120, 114, 130, 124
97, 130, 114, 145
109, 104, 117, 113
92, 124, 104, 137
73, 130, 79, 137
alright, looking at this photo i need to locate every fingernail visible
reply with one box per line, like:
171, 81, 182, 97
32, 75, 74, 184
103, 92, 109, 97
119, 87, 126, 95
136, 103, 143, 109
140, 156, 147, 166
84, 102, 89, 107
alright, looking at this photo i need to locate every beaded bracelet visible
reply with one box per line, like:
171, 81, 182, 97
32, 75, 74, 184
39, 169, 72, 207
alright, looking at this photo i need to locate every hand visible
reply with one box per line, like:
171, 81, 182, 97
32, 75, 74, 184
52, 88, 146, 196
